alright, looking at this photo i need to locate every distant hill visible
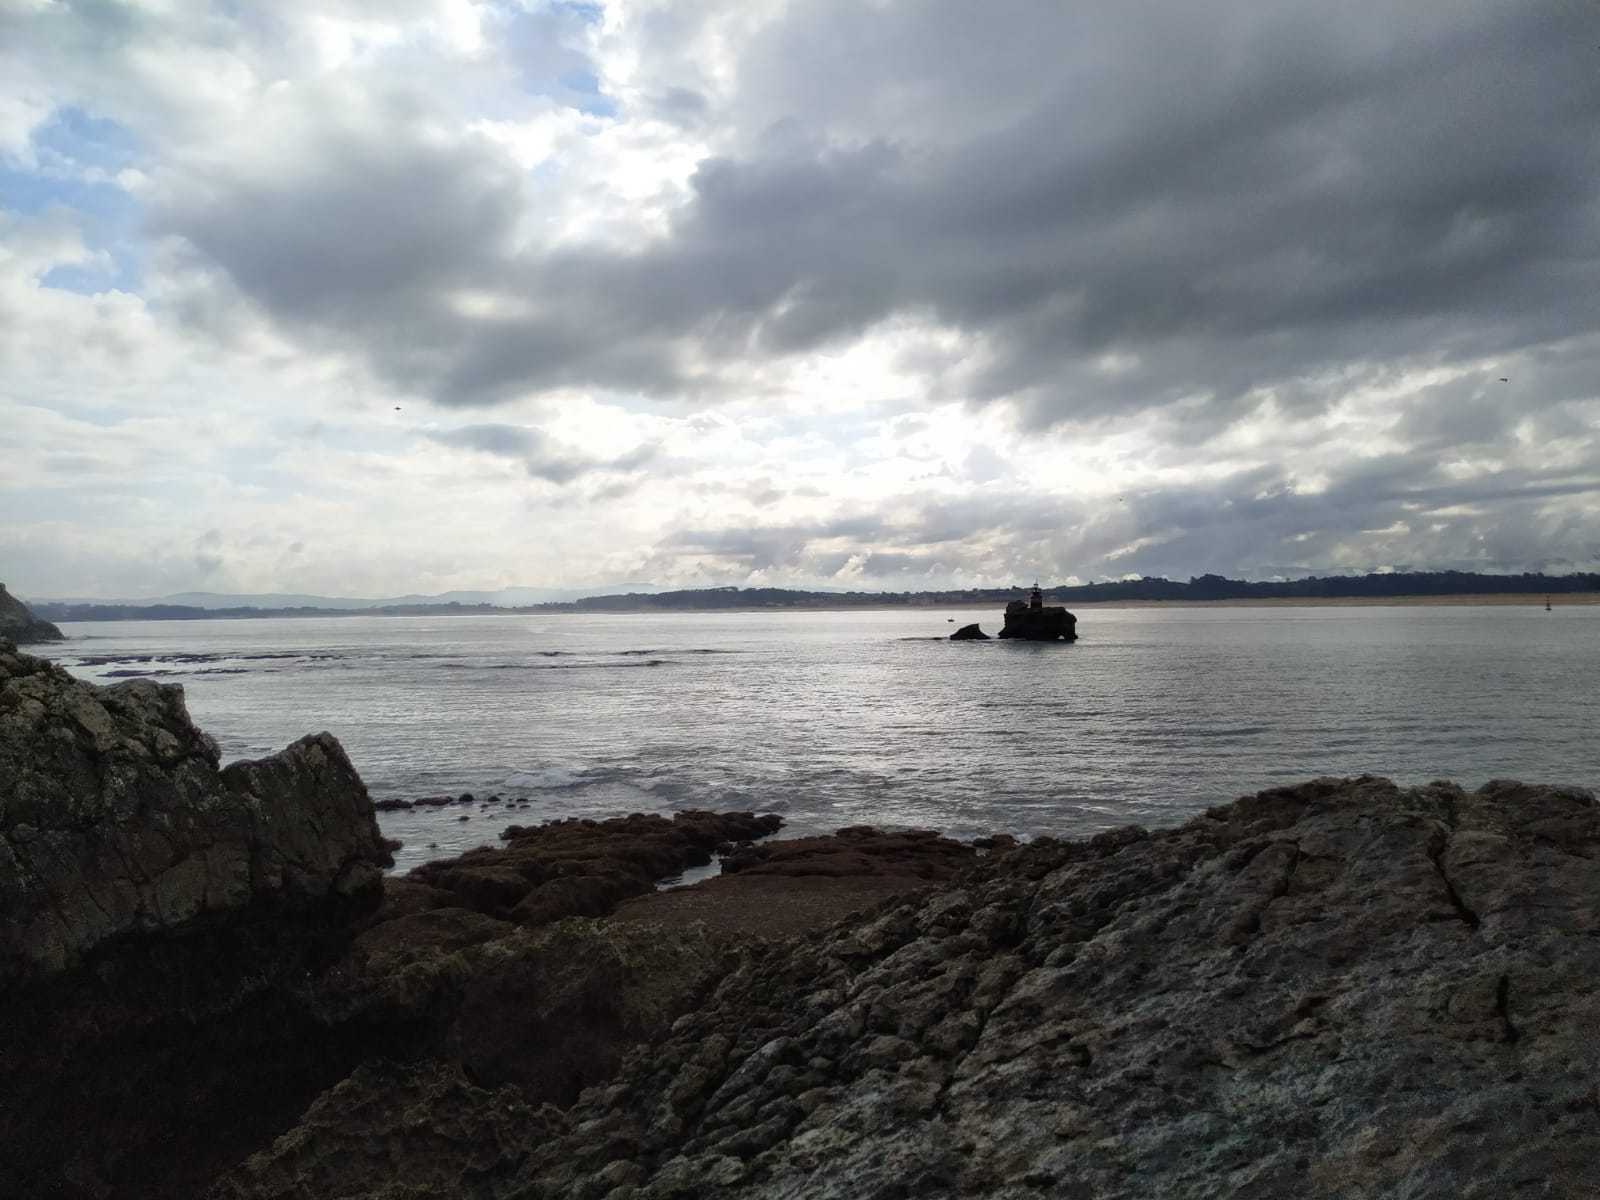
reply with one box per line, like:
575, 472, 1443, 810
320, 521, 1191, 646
554, 571, 1599, 611
0, 582, 65, 643
28, 571, 1598, 622
32, 584, 656, 613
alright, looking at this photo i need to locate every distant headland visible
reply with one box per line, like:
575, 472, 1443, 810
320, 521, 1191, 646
24, 570, 1599, 622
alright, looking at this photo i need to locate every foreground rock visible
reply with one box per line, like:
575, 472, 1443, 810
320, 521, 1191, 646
0, 584, 63, 643
224, 775, 1600, 1199
0, 644, 390, 982
0, 644, 392, 1197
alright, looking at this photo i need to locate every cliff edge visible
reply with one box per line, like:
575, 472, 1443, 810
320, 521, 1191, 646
0, 582, 64, 643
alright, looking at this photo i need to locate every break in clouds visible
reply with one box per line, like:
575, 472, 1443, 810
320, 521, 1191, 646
2, 0, 1597, 599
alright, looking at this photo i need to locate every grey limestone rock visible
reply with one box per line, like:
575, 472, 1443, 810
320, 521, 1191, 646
525, 776, 1600, 1198
218, 774, 1600, 1199
0, 642, 390, 982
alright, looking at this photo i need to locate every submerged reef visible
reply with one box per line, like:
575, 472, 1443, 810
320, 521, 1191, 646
1, 640, 1595, 1198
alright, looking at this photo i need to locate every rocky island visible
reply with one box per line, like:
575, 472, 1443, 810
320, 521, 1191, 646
999, 583, 1078, 640
950, 585, 1079, 641
2, 637, 1595, 1198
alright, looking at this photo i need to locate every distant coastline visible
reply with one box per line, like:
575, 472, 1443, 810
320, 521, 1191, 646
1073, 593, 1598, 608
29, 570, 1600, 622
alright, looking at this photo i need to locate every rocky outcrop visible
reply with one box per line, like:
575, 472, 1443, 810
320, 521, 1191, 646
221, 775, 1600, 1199
0, 584, 63, 643
950, 623, 989, 640
0, 644, 390, 982
0, 645, 392, 1198
998, 599, 1077, 640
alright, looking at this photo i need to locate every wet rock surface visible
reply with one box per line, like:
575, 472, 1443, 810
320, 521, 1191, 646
0, 585, 64, 643
225, 776, 1600, 1199
407, 809, 784, 924
718, 824, 974, 879
612, 827, 977, 941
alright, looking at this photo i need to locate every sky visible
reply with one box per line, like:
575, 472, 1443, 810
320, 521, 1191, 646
3, 0, 1598, 601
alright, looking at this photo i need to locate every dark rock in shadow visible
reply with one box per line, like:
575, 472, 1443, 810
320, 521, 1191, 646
0, 585, 63, 643
0, 644, 392, 1199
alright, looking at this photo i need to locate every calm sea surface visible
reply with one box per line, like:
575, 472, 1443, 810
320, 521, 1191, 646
41, 605, 1599, 870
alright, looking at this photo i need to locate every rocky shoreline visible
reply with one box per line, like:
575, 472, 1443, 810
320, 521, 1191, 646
3, 637, 1596, 1197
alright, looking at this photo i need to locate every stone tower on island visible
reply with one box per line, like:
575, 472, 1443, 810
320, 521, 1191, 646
998, 582, 1077, 641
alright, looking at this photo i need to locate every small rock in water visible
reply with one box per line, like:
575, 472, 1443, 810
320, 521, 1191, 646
457, 815, 470, 822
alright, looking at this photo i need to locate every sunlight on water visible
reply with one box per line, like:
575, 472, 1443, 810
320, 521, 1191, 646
42, 606, 1600, 870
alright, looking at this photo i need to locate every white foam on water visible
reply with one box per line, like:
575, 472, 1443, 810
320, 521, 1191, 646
503, 766, 586, 790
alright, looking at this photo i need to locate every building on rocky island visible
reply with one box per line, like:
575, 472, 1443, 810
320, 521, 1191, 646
998, 582, 1077, 640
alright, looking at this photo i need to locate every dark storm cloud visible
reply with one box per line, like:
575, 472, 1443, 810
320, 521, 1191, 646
150, 106, 526, 355
427, 423, 658, 484
145, 3, 1597, 429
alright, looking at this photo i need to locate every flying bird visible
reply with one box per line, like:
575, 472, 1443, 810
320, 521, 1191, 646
1498, 378, 1508, 383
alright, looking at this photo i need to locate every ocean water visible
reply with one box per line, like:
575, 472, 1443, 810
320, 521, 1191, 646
40, 605, 1599, 870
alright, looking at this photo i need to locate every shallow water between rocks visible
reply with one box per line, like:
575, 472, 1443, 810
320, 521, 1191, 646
42, 604, 1599, 870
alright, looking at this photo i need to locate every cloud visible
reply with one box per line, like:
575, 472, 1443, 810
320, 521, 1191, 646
2, 1, 1597, 596
426, 422, 659, 484
113, 3, 1596, 427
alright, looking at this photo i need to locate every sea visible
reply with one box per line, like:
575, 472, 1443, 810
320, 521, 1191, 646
38, 604, 1599, 871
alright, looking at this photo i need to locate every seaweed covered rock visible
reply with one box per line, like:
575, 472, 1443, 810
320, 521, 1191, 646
408, 809, 782, 925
